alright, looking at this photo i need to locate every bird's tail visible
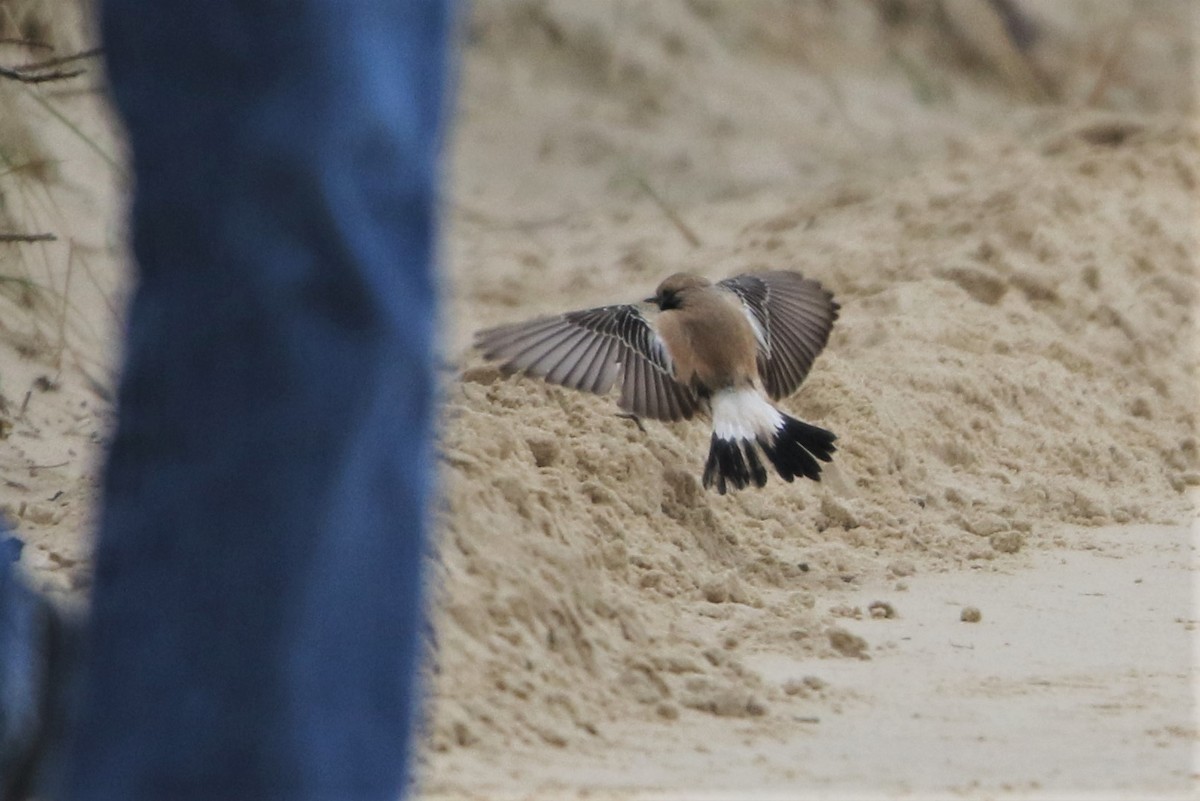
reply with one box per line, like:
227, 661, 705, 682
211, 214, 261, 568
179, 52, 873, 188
702, 388, 837, 494
702, 434, 768, 495
758, 414, 837, 484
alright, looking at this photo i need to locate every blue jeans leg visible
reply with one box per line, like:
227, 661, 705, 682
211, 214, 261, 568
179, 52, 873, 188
65, 2, 453, 799
0, 539, 41, 793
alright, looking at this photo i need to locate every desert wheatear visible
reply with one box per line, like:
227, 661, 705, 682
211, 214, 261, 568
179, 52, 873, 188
474, 270, 839, 493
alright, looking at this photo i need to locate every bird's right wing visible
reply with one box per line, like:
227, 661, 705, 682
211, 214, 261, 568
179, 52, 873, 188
474, 304, 701, 421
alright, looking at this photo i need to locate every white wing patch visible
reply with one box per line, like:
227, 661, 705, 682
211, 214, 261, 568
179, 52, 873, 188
740, 305, 768, 351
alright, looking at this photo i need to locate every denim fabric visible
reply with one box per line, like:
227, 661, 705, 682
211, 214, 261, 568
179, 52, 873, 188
51, 2, 452, 799
0, 538, 41, 792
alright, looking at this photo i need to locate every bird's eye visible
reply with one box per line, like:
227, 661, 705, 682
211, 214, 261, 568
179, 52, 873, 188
658, 291, 681, 311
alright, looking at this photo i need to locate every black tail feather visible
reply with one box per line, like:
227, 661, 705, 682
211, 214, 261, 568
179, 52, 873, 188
703, 435, 769, 495
745, 444, 768, 488
758, 415, 837, 483
703, 416, 836, 493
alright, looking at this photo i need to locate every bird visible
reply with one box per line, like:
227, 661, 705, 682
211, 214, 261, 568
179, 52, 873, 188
473, 270, 839, 494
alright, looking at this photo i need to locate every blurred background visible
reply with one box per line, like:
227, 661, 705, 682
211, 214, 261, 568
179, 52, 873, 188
454, 0, 1193, 208
0, 0, 1195, 369
445, 0, 1195, 340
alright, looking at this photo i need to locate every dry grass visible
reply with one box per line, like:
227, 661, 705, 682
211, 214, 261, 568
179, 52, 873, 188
0, 0, 119, 390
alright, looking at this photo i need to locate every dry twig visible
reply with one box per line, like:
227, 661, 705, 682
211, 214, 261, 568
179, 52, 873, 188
0, 232, 57, 243
0, 47, 101, 84
1085, 17, 1137, 107
0, 63, 83, 83
632, 177, 702, 249
0, 37, 53, 51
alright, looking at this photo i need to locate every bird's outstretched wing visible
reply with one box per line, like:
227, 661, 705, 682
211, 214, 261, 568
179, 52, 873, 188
474, 304, 701, 421
718, 271, 839, 401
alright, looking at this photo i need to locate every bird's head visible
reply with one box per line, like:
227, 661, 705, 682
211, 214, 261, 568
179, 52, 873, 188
645, 272, 711, 310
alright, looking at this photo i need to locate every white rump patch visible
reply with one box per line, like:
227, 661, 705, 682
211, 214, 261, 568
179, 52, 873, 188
711, 389, 784, 442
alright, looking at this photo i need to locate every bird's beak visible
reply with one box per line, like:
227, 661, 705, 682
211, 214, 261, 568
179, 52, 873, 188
643, 296, 658, 305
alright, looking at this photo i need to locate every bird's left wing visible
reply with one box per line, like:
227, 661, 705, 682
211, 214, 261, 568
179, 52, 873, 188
474, 304, 701, 421
719, 271, 839, 401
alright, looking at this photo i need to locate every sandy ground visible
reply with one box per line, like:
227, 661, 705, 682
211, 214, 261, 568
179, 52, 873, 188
423, 520, 1199, 799
425, 522, 1198, 800
1, 1, 1198, 799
